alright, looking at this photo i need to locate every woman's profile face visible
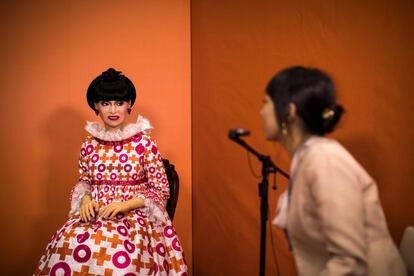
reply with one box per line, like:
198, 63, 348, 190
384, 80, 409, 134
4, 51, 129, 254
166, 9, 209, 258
260, 95, 279, 140
94, 100, 130, 131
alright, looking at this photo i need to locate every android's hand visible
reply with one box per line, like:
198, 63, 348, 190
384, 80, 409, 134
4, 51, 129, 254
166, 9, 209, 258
79, 195, 99, 222
99, 202, 130, 220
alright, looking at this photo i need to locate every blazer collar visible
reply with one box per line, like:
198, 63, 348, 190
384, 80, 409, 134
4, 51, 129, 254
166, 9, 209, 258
290, 135, 328, 175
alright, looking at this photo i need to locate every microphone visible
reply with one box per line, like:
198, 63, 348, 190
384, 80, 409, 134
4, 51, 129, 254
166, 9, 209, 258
228, 128, 251, 140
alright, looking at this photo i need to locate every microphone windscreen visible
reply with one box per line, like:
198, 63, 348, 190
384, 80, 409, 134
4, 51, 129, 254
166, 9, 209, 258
228, 128, 250, 139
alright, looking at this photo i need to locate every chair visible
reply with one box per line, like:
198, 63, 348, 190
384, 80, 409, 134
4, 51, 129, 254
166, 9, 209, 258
400, 225, 414, 275
162, 158, 180, 221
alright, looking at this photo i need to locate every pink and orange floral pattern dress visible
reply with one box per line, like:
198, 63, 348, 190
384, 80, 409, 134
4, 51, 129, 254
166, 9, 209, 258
35, 116, 187, 275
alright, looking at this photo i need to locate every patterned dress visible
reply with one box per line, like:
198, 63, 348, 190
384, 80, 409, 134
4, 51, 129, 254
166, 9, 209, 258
35, 117, 187, 275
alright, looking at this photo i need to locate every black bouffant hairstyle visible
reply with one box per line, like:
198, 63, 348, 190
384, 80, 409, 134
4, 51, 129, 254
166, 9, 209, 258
266, 66, 344, 135
86, 68, 136, 111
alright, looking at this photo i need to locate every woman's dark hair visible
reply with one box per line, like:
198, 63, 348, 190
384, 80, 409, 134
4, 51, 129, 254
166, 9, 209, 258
86, 68, 136, 111
266, 66, 344, 135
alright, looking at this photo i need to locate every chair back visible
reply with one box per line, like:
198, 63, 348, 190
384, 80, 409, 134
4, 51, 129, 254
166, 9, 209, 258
162, 159, 180, 221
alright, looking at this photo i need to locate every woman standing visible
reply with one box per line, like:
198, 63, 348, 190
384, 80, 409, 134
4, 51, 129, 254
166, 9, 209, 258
35, 68, 187, 275
261, 66, 406, 275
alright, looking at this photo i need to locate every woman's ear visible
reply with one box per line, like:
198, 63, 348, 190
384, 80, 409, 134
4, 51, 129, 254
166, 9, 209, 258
94, 102, 99, 110
287, 102, 297, 122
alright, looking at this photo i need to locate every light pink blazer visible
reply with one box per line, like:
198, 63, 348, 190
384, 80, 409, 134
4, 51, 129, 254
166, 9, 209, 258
287, 136, 406, 276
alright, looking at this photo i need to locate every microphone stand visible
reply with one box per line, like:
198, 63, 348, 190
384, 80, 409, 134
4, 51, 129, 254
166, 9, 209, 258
230, 135, 289, 276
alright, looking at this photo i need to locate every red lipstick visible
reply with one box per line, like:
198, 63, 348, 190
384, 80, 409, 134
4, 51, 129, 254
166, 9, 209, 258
108, 116, 120, 121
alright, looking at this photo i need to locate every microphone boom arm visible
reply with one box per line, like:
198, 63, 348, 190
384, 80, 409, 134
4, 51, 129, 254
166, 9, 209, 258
230, 136, 289, 179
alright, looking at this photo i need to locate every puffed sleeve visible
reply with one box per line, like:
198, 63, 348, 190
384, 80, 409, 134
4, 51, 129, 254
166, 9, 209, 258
69, 137, 93, 215
141, 136, 170, 204
306, 147, 368, 276
135, 135, 170, 221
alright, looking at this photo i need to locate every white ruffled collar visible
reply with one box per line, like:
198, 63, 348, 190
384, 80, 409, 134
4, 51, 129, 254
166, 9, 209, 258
85, 115, 153, 141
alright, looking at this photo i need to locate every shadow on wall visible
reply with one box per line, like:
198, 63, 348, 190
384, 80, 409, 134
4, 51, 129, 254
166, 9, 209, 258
27, 107, 86, 274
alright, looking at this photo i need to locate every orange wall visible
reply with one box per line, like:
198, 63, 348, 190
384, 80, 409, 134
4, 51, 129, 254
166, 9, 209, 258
192, 0, 414, 275
1, 1, 413, 275
0, 1, 192, 274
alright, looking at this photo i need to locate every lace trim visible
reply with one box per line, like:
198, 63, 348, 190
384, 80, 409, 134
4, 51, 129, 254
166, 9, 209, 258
85, 115, 153, 142
93, 133, 144, 146
136, 193, 168, 224
69, 181, 91, 215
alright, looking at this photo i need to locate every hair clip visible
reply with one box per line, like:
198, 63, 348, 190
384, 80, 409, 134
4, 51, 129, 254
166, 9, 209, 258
322, 108, 335, 120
